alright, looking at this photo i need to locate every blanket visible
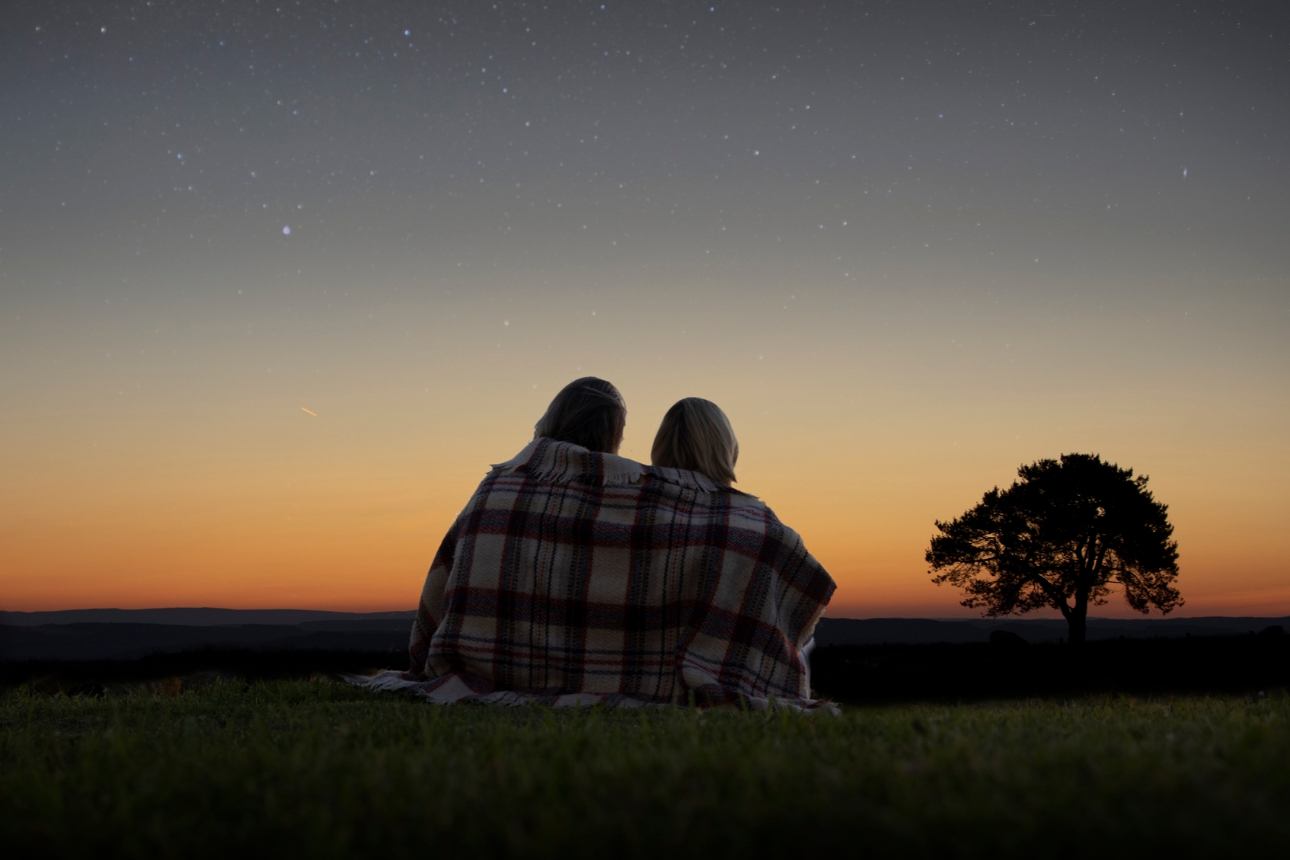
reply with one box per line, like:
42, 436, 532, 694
354, 437, 836, 711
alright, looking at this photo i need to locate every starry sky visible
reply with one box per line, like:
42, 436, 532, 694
3, 0, 1289, 617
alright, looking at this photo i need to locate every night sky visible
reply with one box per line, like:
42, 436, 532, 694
4, 1, 1289, 616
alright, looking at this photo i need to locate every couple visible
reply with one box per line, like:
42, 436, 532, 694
367, 377, 835, 710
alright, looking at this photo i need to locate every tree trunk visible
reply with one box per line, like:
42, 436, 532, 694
1067, 611, 1087, 646
1068, 591, 1089, 646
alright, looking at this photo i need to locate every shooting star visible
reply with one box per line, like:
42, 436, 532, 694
300, 406, 318, 417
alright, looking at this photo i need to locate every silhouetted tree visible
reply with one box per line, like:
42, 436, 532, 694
926, 453, 1181, 645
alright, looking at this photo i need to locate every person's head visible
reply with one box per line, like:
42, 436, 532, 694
533, 377, 627, 454
650, 397, 739, 486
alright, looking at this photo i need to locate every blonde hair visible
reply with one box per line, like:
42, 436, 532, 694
651, 397, 738, 486
534, 377, 627, 453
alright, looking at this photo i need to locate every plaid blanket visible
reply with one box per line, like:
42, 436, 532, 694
357, 437, 836, 710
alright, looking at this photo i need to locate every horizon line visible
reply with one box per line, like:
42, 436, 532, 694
3, 606, 1288, 622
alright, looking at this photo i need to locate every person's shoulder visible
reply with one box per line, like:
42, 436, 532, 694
726, 490, 786, 526
488, 438, 647, 488
722, 490, 809, 544
646, 466, 765, 503
724, 486, 767, 510
647, 464, 718, 492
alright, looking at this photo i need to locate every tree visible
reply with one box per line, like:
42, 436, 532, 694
925, 453, 1181, 645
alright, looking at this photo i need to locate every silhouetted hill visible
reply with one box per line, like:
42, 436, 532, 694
1, 609, 1286, 662
0, 608, 413, 627
813, 616, 1290, 645
0, 620, 410, 661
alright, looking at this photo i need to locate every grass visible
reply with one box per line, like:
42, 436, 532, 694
2, 680, 1288, 859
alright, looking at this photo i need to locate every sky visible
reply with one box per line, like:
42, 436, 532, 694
2, 0, 1288, 618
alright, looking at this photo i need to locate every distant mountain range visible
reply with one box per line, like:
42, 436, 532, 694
1, 608, 1286, 661
0, 608, 414, 627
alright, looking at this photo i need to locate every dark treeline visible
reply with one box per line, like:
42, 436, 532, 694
3, 631, 1287, 704
0, 648, 405, 694
811, 630, 1290, 704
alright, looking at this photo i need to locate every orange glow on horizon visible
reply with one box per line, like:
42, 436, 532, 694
3, 375, 1287, 618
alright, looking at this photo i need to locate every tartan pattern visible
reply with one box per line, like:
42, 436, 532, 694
401, 437, 836, 709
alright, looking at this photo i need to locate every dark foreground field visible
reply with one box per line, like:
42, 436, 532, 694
2, 680, 1288, 859
6, 629, 1287, 702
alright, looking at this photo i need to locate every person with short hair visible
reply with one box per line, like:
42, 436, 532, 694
376, 378, 835, 710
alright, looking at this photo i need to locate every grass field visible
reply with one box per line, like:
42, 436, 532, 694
2, 680, 1287, 859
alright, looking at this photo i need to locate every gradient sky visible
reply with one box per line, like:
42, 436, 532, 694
3, 1, 1288, 617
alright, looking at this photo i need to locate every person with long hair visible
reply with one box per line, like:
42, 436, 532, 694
650, 397, 739, 487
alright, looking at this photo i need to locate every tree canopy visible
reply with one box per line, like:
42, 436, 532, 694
925, 453, 1181, 644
